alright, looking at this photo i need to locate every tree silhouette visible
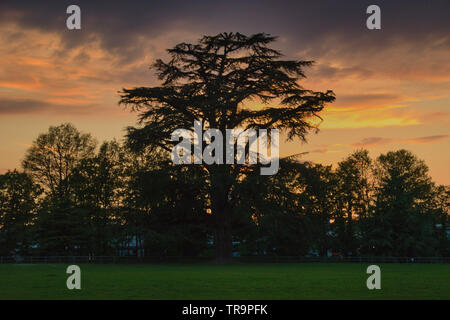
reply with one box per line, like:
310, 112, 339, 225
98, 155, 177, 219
22, 123, 96, 200
335, 150, 373, 255
0, 170, 40, 256
120, 32, 335, 261
368, 150, 437, 256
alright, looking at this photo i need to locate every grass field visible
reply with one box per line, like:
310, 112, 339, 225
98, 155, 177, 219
0, 263, 448, 299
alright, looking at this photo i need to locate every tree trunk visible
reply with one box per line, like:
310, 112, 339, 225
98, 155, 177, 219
346, 200, 353, 255
214, 206, 233, 263
210, 167, 233, 263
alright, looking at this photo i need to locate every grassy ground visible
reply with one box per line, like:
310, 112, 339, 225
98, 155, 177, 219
0, 263, 448, 299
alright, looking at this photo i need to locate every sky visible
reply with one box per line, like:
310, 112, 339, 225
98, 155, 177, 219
0, 0, 449, 184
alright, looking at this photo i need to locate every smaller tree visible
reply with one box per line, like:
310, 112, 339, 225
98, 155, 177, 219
296, 162, 338, 256
369, 150, 437, 256
70, 140, 127, 255
22, 123, 97, 256
427, 185, 450, 256
0, 170, 41, 256
335, 149, 373, 255
22, 123, 96, 200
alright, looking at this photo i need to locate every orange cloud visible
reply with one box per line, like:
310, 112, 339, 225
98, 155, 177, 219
352, 135, 450, 147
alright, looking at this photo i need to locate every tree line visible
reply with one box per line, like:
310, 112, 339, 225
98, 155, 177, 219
0, 123, 448, 258
1, 33, 448, 259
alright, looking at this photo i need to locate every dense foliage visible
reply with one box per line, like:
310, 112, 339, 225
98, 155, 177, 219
0, 123, 448, 258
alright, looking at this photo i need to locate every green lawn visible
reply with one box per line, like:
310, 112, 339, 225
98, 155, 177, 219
0, 263, 448, 299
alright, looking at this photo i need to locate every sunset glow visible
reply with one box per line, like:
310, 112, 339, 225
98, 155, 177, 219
0, 1, 448, 184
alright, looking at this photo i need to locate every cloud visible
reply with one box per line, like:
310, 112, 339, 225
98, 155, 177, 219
352, 135, 450, 147
0, 0, 448, 128
334, 93, 403, 109
352, 137, 393, 147
305, 148, 343, 155
0, 98, 50, 114
308, 149, 329, 154
318, 106, 421, 129
0, 98, 102, 115
310, 64, 374, 81
403, 135, 450, 144
1, 1, 449, 65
